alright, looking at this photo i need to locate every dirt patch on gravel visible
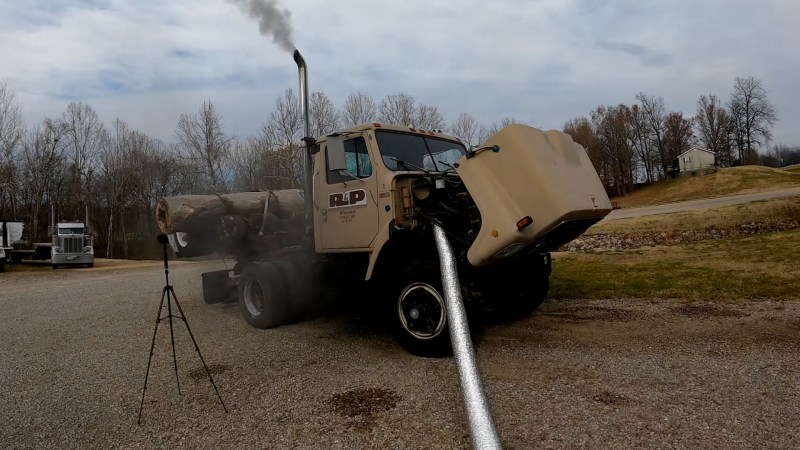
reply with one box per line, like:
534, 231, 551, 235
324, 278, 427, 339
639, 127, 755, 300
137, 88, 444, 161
592, 391, 636, 406
325, 387, 401, 419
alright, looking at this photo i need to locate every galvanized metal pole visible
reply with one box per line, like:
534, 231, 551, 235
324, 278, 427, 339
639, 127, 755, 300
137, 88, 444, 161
433, 224, 502, 450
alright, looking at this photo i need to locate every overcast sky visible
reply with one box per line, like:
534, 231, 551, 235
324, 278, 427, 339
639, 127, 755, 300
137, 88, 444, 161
1, 0, 798, 147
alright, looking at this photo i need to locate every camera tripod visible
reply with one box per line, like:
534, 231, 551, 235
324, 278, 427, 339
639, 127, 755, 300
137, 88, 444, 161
138, 234, 227, 424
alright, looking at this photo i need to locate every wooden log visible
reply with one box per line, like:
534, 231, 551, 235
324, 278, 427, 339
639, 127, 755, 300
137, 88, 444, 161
155, 189, 305, 234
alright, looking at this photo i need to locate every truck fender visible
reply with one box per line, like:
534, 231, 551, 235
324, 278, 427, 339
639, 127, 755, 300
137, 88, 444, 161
365, 222, 394, 280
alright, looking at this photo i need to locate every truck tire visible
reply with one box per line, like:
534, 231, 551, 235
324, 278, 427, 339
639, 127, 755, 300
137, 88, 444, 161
238, 262, 288, 329
0, 258, 5, 273
387, 261, 452, 357
504, 274, 549, 315
272, 260, 316, 322
202, 269, 231, 304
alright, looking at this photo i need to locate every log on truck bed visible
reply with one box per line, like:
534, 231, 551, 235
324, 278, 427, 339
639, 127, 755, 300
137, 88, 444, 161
155, 190, 306, 257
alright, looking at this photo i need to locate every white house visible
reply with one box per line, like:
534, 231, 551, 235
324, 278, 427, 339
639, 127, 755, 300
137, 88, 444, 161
678, 147, 715, 172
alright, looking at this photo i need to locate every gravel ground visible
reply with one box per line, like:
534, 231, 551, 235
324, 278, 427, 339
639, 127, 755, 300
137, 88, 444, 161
1, 260, 798, 449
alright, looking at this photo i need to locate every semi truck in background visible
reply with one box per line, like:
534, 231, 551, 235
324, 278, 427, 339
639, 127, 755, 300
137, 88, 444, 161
0, 220, 24, 272
50, 206, 94, 269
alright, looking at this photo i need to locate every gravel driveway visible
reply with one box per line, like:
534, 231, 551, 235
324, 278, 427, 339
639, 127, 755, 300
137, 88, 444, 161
1, 261, 798, 449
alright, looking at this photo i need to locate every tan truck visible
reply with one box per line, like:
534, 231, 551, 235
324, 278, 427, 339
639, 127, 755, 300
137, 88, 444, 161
156, 51, 612, 356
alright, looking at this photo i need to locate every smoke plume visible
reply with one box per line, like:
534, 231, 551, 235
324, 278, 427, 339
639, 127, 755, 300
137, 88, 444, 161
228, 0, 295, 53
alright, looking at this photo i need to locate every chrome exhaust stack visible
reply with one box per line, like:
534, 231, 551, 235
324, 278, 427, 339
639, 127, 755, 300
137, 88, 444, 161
293, 49, 314, 236
433, 225, 502, 450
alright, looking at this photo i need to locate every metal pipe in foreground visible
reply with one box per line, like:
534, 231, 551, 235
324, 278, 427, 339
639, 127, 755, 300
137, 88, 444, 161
433, 225, 502, 450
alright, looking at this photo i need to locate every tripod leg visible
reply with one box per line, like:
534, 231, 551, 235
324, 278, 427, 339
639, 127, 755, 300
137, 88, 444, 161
170, 286, 228, 413
166, 285, 181, 396
138, 285, 168, 425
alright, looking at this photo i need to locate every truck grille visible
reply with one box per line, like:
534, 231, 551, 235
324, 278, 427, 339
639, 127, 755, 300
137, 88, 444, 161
61, 236, 84, 254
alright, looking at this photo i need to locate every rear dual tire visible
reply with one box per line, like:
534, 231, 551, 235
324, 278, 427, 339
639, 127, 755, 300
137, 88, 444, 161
238, 262, 288, 329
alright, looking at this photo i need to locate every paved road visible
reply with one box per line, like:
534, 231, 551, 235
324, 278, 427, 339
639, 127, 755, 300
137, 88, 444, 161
1, 262, 798, 449
607, 187, 800, 220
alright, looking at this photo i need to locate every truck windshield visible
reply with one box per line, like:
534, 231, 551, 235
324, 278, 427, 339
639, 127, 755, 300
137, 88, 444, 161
58, 227, 84, 235
376, 131, 466, 172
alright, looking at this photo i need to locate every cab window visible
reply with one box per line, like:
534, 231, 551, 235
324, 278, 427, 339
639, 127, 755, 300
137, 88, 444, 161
327, 136, 372, 184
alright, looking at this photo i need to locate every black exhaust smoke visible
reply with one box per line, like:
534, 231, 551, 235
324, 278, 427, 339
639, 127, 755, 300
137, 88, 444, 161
228, 0, 295, 53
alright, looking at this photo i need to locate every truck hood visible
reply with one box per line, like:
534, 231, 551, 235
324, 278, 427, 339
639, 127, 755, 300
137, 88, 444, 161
456, 124, 612, 266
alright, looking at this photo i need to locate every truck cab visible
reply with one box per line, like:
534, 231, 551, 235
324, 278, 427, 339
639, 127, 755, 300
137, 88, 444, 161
51, 222, 94, 268
303, 123, 611, 355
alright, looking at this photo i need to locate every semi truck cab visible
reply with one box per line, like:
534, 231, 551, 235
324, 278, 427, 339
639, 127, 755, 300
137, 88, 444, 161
51, 222, 94, 268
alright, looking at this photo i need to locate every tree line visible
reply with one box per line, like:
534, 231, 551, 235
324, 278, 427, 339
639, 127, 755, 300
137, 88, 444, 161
564, 76, 792, 196
0, 76, 795, 257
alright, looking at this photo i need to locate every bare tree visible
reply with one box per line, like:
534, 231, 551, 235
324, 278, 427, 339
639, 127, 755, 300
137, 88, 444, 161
414, 104, 445, 130
175, 100, 232, 192
342, 91, 377, 126
695, 94, 733, 167
97, 119, 133, 258
59, 102, 104, 218
379, 93, 416, 126
663, 112, 695, 166
635, 92, 668, 178
450, 112, 485, 148
127, 133, 176, 242
629, 104, 658, 183
263, 89, 302, 188
309, 91, 340, 137
0, 81, 25, 218
563, 116, 609, 185
231, 137, 266, 191
591, 105, 637, 196
728, 76, 777, 165
18, 122, 69, 242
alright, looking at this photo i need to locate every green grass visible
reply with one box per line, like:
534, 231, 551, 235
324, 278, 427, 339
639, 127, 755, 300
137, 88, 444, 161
550, 229, 800, 300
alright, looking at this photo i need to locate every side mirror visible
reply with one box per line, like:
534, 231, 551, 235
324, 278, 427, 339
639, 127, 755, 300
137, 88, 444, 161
327, 135, 346, 172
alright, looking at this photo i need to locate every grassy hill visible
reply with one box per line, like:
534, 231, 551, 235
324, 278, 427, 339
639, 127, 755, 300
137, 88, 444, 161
612, 165, 800, 208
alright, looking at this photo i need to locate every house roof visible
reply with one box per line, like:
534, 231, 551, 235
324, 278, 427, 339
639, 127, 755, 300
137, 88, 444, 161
678, 147, 714, 157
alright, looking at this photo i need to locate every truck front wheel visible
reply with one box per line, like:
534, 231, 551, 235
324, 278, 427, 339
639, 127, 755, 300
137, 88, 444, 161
238, 262, 288, 329
388, 262, 452, 357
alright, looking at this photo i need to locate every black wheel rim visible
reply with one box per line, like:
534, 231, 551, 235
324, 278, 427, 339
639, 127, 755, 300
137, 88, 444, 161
397, 282, 446, 340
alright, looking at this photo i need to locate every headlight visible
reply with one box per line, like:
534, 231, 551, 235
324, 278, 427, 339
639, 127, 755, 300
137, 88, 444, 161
83, 246, 94, 254
53, 246, 63, 254
411, 178, 433, 202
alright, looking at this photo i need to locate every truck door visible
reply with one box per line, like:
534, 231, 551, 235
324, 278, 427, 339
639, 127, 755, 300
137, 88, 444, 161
315, 135, 379, 249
